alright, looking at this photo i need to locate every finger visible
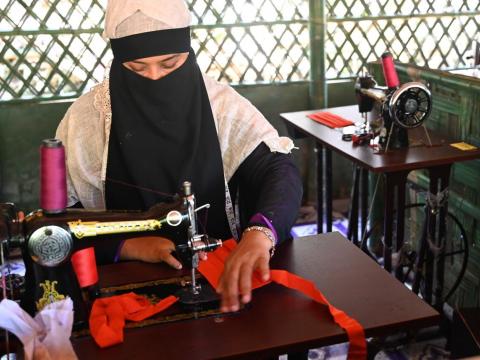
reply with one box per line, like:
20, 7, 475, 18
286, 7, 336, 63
216, 274, 224, 294
221, 289, 240, 313
239, 261, 255, 304
199, 251, 208, 261
216, 258, 233, 294
216, 258, 233, 295
256, 256, 270, 282
163, 254, 182, 270
220, 264, 241, 312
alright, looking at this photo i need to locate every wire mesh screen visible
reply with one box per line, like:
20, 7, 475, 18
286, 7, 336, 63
190, 0, 309, 83
0, 0, 309, 102
2, 0, 479, 101
326, 0, 480, 79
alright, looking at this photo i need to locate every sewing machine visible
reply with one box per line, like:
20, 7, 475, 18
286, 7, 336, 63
0, 181, 222, 325
354, 52, 432, 150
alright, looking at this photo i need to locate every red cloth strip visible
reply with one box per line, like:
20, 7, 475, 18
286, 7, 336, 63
89, 292, 178, 348
198, 239, 366, 360
307, 111, 354, 128
270, 270, 366, 359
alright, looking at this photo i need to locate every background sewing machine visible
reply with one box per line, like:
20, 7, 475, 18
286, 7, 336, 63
0, 179, 222, 326
354, 52, 433, 151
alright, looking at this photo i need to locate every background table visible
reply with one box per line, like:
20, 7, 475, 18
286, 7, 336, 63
281, 105, 480, 306
73, 233, 439, 359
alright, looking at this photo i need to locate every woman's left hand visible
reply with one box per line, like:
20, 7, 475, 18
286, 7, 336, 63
216, 229, 272, 312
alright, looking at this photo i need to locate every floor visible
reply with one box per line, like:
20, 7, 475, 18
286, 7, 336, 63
298, 337, 450, 360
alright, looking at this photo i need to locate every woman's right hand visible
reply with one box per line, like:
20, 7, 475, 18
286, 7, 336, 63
119, 236, 183, 269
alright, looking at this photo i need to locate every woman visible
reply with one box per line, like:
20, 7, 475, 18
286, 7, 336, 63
56, 0, 302, 313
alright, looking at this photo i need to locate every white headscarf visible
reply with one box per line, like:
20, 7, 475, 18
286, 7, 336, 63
103, 0, 191, 39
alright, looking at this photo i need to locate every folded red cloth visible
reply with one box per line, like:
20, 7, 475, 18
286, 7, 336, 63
89, 293, 178, 348
198, 239, 367, 360
308, 111, 354, 128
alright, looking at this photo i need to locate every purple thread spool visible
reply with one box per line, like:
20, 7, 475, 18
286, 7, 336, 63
40, 139, 67, 214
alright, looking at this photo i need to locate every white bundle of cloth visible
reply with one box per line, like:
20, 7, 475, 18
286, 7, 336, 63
0, 298, 77, 360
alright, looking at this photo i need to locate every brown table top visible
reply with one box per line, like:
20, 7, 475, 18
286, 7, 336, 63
280, 105, 480, 173
73, 233, 439, 359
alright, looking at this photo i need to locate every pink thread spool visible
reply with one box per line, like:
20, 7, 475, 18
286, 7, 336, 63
381, 52, 400, 89
40, 139, 67, 214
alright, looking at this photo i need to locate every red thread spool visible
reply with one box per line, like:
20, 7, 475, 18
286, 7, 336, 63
381, 52, 400, 89
40, 139, 67, 214
71, 247, 99, 288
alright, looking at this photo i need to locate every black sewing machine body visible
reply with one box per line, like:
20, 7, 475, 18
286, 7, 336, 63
0, 182, 222, 326
355, 74, 432, 150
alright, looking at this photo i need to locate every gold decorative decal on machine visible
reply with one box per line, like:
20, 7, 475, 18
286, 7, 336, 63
36, 280, 66, 311
68, 219, 163, 238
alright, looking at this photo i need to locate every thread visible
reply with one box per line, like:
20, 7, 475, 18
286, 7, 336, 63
381, 52, 400, 89
40, 139, 67, 214
71, 247, 99, 288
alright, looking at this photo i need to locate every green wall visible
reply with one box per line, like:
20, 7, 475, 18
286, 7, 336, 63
0, 100, 71, 210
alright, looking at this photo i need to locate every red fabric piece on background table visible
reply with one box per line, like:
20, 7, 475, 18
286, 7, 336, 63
307, 111, 354, 128
71, 247, 99, 288
198, 239, 367, 360
89, 293, 178, 348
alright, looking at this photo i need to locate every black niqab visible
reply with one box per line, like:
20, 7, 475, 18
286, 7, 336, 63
106, 44, 231, 239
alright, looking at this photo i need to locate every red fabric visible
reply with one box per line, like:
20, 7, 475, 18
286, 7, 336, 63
89, 239, 366, 358
198, 239, 367, 360
89, 293, 178, 348
307, 112, 354, 128
71, 247, 99, 288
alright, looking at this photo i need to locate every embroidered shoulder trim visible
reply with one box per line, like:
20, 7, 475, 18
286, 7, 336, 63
93, 80, 112, 128
92, 65, 112, 209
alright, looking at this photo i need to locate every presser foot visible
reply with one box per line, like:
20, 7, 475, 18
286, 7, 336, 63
175, 282, 218, 308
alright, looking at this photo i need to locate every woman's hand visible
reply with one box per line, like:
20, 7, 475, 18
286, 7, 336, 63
216, 229, 272, 312
119, 236, 208, 268
119, 236, 183, 269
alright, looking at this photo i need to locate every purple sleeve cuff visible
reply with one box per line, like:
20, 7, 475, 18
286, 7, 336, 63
249, 213, 278, 244
114, 239, 127, 263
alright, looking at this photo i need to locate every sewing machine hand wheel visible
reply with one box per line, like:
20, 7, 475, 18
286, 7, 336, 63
389, 82, 432, 129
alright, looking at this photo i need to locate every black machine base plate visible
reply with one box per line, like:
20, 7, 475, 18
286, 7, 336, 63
72, 275, 246, 338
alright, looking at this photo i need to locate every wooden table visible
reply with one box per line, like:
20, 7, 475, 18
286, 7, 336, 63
73, 233, 439, 359
280, 105, 480, 307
